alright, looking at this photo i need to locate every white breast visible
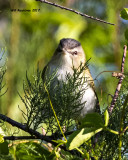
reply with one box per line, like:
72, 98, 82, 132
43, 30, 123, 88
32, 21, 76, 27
46, 64, 96, 119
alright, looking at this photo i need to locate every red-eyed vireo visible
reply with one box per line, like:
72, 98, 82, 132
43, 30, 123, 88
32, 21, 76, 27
42, 38, 99, 119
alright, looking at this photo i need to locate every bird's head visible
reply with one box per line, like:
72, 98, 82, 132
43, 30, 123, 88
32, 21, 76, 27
52, 38, 86, 68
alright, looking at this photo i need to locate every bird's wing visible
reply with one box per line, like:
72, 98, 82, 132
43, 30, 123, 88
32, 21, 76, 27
84, 68, 100, 113
84, 68, 95, 88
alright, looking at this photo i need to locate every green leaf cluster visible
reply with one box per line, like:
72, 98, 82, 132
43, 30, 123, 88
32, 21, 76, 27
19, 64, 128, 159
19, 62, 91, 134
66, 111, 109, 151
11, 142, 55, 160
84, 76, 128, 159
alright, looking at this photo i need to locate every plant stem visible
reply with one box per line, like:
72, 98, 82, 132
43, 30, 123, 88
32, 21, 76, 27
118, 94, 128, 160
44, 83, 67, 142
75, 147, 84, 155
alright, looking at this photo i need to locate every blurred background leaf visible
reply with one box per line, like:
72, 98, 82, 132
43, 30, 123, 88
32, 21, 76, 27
125, 29, 128, 41
120, 8, 128, 20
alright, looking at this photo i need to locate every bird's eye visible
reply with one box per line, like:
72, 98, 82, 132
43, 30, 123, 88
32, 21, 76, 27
73, 51, 77, 55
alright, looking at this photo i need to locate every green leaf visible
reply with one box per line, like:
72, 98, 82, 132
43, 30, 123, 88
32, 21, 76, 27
0, 134, 4, 143
0, 141, 9, 155
82, 148, 90, 159
15, 142, 55, 160
80, 113, 104, 128
66, 128, 103, 150
104, 110, 109, 127
125, 29, 128, 41
120, 8, 128, 20
61, 150, 82, 160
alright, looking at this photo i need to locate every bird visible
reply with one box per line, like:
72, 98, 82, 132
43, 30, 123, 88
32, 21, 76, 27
42, 38, 99, 119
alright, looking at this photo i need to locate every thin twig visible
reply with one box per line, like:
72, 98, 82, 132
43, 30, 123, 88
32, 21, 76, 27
109, 45, 127, 114
36, 0, 115, 25
94, 70, 115, 80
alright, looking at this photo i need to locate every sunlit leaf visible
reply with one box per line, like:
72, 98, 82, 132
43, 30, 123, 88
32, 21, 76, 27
0, 134, 4, 143
66, 128, 103, 150
104, 110, 109, 127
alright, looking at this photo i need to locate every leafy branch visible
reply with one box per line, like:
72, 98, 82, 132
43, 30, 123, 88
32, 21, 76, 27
0, 113, 54, 144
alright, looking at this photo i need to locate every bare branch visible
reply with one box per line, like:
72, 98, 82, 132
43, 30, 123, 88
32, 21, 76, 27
109, 45, 127, 114
0, 113, 54, 144
123, 126, 128, 133
4, 136, 37, 140
36, 0, 115, 25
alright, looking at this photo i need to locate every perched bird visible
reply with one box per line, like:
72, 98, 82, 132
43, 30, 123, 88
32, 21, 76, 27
42, 38, 99, 119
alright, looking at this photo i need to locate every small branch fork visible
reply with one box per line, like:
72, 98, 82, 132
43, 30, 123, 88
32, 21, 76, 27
35, 0, 115, 25
109, 45, 127, 114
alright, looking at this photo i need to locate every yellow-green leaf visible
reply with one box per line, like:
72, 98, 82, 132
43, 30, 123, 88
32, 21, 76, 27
120, 8, 128, 20
66, 128, 103, 150
0, 134, 4, 143
104, 110, 109, 127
